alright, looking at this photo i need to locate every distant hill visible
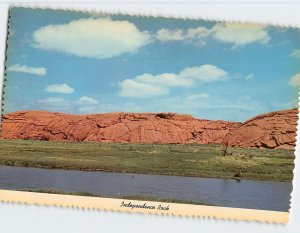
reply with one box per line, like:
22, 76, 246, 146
1, 109, 298, 149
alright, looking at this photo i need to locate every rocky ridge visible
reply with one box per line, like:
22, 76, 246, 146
1, 111, 239, 145
0, 108, 298, 149
224, 108, 298, 150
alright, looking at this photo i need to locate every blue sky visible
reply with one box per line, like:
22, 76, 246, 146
3, 7, 300, 121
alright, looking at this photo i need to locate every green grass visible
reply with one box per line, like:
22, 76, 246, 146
0, 139, 295, 182
18, 189, 216, 206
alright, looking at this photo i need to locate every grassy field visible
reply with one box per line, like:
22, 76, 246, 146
0, 139, 295, 182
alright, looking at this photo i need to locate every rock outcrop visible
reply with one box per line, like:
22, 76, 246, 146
1, 108, 298, 149
223, 108, 298, 150
0, 111, 239, 144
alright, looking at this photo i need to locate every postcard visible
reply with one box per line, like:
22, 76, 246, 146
0, 7, 299, 223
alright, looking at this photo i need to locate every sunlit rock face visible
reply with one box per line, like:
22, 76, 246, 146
223, 109, 298, 150
1, 108, 297, 149
1, 111, 238, 144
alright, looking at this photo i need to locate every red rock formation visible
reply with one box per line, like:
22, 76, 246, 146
223, 109, 298, 150
1, 109, 297, 149
0, 111, 239, 144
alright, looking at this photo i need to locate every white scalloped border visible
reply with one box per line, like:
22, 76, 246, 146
0, 4, 298, 224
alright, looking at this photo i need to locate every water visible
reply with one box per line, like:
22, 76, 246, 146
0, 165, 291, 211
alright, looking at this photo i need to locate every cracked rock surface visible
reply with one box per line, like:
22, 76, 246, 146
224, 108, 298, 150
1, 111, 239, 144
1, 109, 298, 149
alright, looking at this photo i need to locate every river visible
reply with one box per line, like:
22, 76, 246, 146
0, 165, 291, 211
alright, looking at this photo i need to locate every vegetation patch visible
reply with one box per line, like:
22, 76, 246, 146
0, 139, 295, 182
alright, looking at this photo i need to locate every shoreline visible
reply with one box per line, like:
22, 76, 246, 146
15, 188, 217, 207
0, 163, 293, 183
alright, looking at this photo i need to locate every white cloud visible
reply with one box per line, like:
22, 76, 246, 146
155, 27, 209, 47
45, 84, 75, 94
156, 29, 185, 42
31, 20, 270, 62
132, 73, 192, 88
211, 23, 270, 47
36, 96, 100, 113
156, 23, 270, 47
119, 64, 229, 98
291, 49, 300, 58
119, 78, 170, 97
156, 27, 210, 42
186, 27, 211, 40
288, 73, 300, 87
78, 96, 99, 105
7, 64, 47, 76
245, 74, 254, 80
32, 18, 151, 59
179, 65, 228, 83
